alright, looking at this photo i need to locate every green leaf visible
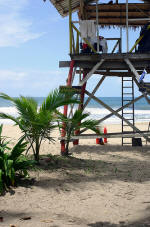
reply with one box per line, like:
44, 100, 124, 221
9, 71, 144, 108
10, 137, 28, 161
6, 160, 13, 181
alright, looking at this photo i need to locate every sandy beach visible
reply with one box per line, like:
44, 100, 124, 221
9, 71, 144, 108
1, 122, 150, 227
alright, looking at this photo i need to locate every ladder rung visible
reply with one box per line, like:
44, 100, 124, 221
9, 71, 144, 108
123, 121, 134, 123
123, 93, 133, 94
122, 143, 132, 144
122, 77, 134, 147
123, 119, 134, 122
122, 133, 134, 135
123, 124, 133, 126
123, 99, 133, 101
122, 112, 133, 114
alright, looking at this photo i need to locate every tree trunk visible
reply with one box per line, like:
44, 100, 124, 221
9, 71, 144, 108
34, 138, 40, 163
65, 140, 69, 155
65, 130, 71, 156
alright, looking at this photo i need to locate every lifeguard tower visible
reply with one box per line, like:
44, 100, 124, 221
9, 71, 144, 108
44, 0, 150, 154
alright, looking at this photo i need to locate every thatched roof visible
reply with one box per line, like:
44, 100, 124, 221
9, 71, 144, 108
86, 3, 150, 27
44, 0, 150, 27
44, 0, 94, 17
44, 0, 150, 17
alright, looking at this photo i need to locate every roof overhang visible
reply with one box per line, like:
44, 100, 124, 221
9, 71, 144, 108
44, 0, 150, 17
48, 0, 95, 17
44, 0, 150, 27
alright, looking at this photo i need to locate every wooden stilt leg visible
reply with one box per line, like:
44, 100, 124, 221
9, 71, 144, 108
73, 70, 87, 146
61, 60, 75, 155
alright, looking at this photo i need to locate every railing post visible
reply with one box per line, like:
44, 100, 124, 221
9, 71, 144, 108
126, 0, 129, 52
119, 38, 121, 53
76, 32, 79, 53
69, 0, 72, 54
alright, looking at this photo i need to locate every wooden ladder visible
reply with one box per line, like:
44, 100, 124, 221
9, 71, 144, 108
122, 77, 135, 146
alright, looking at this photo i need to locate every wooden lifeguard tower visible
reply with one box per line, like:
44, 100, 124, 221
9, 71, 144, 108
44, 0, 150, 154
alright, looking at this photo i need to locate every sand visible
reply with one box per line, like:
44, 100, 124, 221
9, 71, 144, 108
1, 122, 150, 227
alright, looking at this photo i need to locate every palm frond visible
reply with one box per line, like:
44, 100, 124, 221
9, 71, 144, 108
80, 120, 100, 134
40, 89, 80, 112
0, 93, 14, 102
0, 113, 21, 126
72, 110, 89, 122
14, 97, 38, 123
9, 137, 28, 161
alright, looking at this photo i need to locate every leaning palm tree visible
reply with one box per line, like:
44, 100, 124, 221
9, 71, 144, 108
0, 89, 79, 162
58, 109, 100, 155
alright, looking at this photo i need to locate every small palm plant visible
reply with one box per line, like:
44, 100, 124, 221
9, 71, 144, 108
0, 125, 34, 194
58, 109, 100, 155
0, 89, 79, 162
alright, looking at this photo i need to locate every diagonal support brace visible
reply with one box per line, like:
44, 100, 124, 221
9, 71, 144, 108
80, 94, 144, 134
85, 90, 150, 142
79, 59, 105, 86
124, 58, 150, 104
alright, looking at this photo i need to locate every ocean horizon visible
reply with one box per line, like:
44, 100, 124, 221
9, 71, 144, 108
0, 96, 149, 125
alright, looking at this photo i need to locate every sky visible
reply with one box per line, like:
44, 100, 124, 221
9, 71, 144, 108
0, 0, 145, 97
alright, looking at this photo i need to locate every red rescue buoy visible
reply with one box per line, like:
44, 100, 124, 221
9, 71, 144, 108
96, 138, 100, 144
104, 127, 107, 143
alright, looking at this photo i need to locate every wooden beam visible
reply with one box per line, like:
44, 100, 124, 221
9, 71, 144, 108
124, 59, 150, 105
112, 40, 119, 53
83, 76, 106, 109
59, 131, 150, 140
87, 18, 148, 26
88, 11, 150, 18
70, 53, 150, 61
79, 59, 105, 86
124, 58, 140, 81
80, 94, 144, 134
85, 90, 150, 142
59, 60, 150, 71
79, 0, 84, 19
132, 75, 150, 105
76, 70, 138, 77
69, 0, 72, 54
97, 95, 144, 124
86, 4, 150, 12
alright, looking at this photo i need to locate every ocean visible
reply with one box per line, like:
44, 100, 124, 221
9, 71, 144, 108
0, 97, 150, 124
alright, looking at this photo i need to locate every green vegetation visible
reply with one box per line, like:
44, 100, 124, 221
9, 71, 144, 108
0, 89, 100, 194
0, 89, 79, 162
58, 109, 100, 155
0, 125, 34, 194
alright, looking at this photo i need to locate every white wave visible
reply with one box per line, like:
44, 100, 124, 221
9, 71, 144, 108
0, 107, 18, 115
0, 107, 18, 124
0, 106, 149, 125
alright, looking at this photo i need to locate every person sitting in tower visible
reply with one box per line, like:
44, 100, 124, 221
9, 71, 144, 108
90, 36, 108, 53
138, 23, 150, 53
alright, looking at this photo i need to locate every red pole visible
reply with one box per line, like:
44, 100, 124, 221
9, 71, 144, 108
73, 71, 87, 146
104, 127, 107, 143
61, 60, 75, 155
80, 71, 87, 109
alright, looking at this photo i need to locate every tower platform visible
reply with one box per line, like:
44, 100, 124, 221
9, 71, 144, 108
60, 53, 150, 72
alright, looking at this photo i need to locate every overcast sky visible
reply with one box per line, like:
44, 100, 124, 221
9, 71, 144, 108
0, 0, 144, 97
